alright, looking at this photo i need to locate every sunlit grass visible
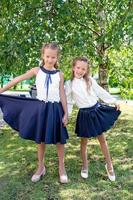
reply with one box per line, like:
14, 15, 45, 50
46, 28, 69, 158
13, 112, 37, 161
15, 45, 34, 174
0, 103, 133, 200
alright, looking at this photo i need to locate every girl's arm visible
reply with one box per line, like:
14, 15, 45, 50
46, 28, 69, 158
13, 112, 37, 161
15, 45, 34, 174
0, 67, 39, 93
65, 80, 74, 116
91, 77, 120, 110
59, 72, 68, 126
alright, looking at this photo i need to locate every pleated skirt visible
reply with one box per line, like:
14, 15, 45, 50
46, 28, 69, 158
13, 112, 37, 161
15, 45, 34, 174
0, 94, 69, 144
75, 102, 121, 138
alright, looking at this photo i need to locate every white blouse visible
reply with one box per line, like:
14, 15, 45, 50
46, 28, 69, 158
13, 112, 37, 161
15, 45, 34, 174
65, 77, 117, 115
36, 68, 60, 102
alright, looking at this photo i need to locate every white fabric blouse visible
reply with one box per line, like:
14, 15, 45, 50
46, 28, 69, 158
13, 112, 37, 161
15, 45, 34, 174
36, 67, 60, 102
65, 77, 117, 115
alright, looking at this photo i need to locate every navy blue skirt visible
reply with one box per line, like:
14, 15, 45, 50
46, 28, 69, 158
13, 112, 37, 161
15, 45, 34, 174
0, 94, 69, 144
75, 102, 121, 138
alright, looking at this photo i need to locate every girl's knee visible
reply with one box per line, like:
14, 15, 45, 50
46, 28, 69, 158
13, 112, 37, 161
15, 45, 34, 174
81, 138, 88, 145
97, 134, 107, 145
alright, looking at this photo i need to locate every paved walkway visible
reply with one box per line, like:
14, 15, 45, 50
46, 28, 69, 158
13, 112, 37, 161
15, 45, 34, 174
0, 109, 5, 128
2, 90, 31, 97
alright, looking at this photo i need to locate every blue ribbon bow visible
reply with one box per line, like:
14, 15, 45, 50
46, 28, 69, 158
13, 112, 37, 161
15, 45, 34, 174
45, 74, 52, 98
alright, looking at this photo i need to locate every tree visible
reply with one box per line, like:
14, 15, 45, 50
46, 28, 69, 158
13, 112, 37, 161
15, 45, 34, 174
0, 0, 133, 90
54, 0, 133, 89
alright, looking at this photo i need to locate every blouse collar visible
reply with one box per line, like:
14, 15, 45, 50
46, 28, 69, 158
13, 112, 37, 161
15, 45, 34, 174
73, 77, 84, 81
40, 66, 60, 74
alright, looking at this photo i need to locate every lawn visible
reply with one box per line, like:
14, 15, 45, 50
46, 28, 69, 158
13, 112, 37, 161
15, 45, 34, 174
0, 103, 133, 200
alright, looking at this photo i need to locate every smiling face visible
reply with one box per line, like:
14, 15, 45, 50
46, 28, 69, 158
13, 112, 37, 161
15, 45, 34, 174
73, 60, 88, 79
42, 48, 58, 69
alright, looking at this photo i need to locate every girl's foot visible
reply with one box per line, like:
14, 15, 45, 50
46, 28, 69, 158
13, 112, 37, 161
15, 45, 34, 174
59, 168, 68, 183
31, 166, 46, 182
81, 166, 88, 179
59, 173, 68, 183
105, 164, 116, 181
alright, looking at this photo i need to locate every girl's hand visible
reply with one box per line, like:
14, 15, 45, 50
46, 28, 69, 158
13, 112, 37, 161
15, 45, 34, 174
0, 88, 3, 94
115, 104, 120, 110
62, 113, 68, 126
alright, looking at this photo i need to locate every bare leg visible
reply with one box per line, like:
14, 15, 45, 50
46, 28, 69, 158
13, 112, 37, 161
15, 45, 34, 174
97, 134, 114, 175
80, 138, 88, 169
57, 144, 65, 175
34, 143, 46, 175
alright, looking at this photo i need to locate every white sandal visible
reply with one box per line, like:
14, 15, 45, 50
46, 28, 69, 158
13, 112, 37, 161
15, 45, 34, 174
105, 164, 116, 181
59, 174, 68, 183
59, 168, 68, 183
31, 167, 46, 182
81, 167, 88, 179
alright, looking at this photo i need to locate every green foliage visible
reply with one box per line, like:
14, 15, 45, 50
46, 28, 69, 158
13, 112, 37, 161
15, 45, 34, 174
109, 46, 133, 99
0, 0, 132, 71
0, 0, 133, 97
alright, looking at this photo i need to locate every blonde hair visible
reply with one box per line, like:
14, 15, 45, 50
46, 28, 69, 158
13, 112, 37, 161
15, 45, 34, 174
72, 57, 92, 90
40, 42, 60, 68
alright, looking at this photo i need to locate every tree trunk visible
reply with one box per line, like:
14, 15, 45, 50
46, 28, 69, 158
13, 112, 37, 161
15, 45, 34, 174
99, 60, 109, 91
97, 44, 109, 91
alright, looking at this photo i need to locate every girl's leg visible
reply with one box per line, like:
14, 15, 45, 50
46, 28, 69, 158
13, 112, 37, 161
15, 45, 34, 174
80, 138, 88, 169
34, 143, 46, 174
31, 143, 46, 182
97, 134, 114, 175
57, 144, 65, 175
57, 144, 68, 183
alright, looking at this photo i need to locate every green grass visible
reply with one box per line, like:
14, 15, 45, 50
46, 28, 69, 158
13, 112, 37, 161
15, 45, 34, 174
0, 104, 133, 200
